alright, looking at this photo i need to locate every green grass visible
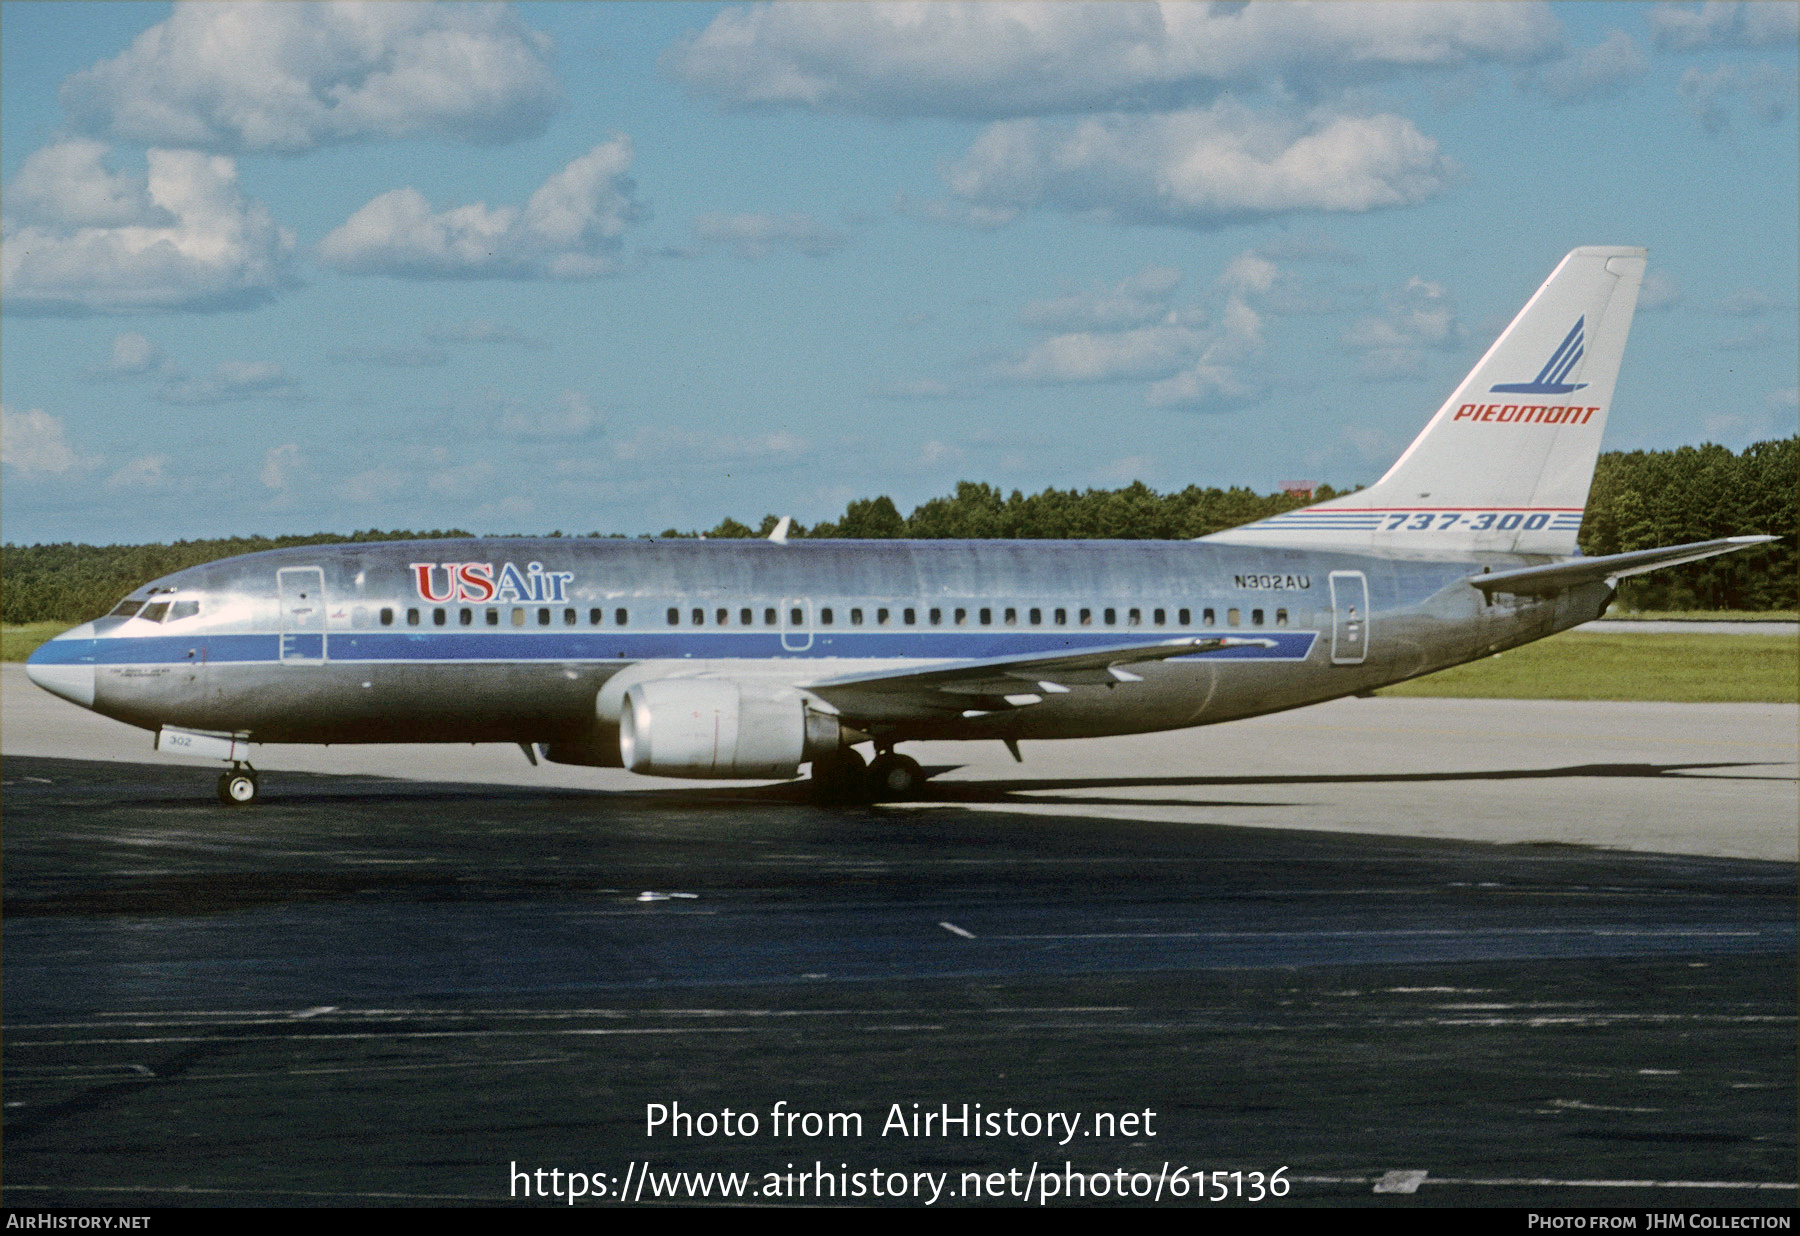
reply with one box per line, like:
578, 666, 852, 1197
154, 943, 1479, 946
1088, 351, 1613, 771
1381, 631, 1799, 703
2, 623, 72, 662
1606, 609, 1798, 622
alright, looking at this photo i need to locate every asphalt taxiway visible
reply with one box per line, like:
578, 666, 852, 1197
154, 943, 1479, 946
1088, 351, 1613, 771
3, 748, 1794, 1208
5, 663, 1796, 861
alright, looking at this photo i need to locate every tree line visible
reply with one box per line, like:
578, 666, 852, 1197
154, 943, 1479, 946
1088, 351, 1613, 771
3, 438, 1792, 623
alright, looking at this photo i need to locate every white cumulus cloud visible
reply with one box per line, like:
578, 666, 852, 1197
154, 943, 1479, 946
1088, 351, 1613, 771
666, 1, 1561, 117
60, 1, 562, 153
1344, 275, 1466, 380
156, 360, 303, 405
1146, 296, 1268, 411
1019, 266, 1184, 330
1650, 2, 1800, 51
492, 391, 605, 440
108, 454, 173, 490
2, 144, 297, 314
693, 212, 848, 259
1, 405, 99, 475
1638, 269, 1682, 312
989, 323, 1210, 384
90, 331, 168, 378
1532, 29, 1648, 103
260, 443, 304, 491
315, 139, 643, 279
1677, 62, 1796, 132
943, 105, 1455, 229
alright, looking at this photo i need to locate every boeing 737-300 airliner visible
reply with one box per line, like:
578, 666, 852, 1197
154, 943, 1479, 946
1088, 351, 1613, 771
26, 247, 1775, 804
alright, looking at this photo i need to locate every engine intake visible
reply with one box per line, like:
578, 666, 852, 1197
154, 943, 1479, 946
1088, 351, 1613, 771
618, 679, 838, 779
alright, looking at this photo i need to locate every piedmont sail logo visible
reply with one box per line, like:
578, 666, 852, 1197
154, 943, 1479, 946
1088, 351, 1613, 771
410, 561, 575, 604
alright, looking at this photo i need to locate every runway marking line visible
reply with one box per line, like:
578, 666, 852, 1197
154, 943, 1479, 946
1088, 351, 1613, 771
1298, 1173, 1797, 1193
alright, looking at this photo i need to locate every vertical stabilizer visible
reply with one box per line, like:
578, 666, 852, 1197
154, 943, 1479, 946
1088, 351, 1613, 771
1207, 246, 1646, 554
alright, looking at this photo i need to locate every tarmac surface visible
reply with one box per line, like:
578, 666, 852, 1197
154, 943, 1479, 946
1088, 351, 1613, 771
4, 664, 1797, 862
5, 658, 1798, 1208
1, 755, 1794, 1209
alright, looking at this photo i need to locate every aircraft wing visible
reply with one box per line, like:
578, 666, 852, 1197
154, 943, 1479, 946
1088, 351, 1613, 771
1468, 535, 1777, 598
804, 635, 1275, 719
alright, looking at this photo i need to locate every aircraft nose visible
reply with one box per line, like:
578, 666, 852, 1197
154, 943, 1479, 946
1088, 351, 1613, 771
25, 627, 97, 709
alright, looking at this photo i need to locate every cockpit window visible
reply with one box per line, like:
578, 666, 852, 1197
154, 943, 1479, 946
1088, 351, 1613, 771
109, 600, 144, 618
139, 601, 170, 623
169, 601, 200, 621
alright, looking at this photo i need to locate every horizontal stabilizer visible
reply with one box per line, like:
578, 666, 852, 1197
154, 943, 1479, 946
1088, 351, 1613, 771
1468, 536, 1777, 597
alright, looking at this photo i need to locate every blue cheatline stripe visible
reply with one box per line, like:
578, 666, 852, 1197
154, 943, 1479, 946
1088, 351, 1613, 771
31, 629, 1320, 667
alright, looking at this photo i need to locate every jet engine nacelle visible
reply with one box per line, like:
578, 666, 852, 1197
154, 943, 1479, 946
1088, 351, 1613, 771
618, 679, 839, 779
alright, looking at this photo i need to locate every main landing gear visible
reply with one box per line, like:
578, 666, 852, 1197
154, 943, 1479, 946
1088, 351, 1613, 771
216, 764, 261, 806
809, 747, 925, 805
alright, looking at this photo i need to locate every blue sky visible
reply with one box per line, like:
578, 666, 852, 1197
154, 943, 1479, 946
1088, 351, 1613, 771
3, 1, 1795, 544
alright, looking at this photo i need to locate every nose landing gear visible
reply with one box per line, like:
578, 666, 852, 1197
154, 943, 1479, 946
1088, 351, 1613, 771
216, 765, 260, 805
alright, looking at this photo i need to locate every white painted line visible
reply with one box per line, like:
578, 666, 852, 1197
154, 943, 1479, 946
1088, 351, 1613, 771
1294, 1175, 1797, 1191
1373, 1169, 1428, 1194
939, 921, 977, 939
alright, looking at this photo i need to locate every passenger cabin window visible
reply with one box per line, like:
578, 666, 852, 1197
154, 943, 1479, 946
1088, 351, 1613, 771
820, 608, 834, 625
668, 607, 680, 625
1252, 608, 1264, 626
764, 607, 777, 626
1276, 608, 1288, 627
433, 608, 446, 626
487, 608, 499, 626
616, 608, 630, 626
1153, 608, 1166, 626
929, 608, 942, 626
140, 601, 170, 623
565, 608, 577, 626
169, 601, 199, 621
1202, 607, 1215, 626
460, 608, 473, 626
954, 608, 968, 626
590, 608, 603, 625
717, 608, 729, 626
1127, 608, 1140, 626
1055, 608, 1067, 625
877, 608, 890, 625
512, 608, 525, 627
1079, 608, 1092, 626
381, 607, 394, 626
740, 607, 753, 625
406, 608, 420, 626
1104, 608, 1117, 625
1029, 608, 1042, 625
1004, 607, 1017, 626
850, 608, 863, 625
690, 608, 704, 626
110, 600, 143, 618
1227, 608, 1241, 627
539, 608, 552, 626
978, 608, 991, 625
1179, 608, 1191, 625
790, 607, 803, 626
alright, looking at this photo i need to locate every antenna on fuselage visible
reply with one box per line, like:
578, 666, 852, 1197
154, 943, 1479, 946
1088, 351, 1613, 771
768, 516, 792, 544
